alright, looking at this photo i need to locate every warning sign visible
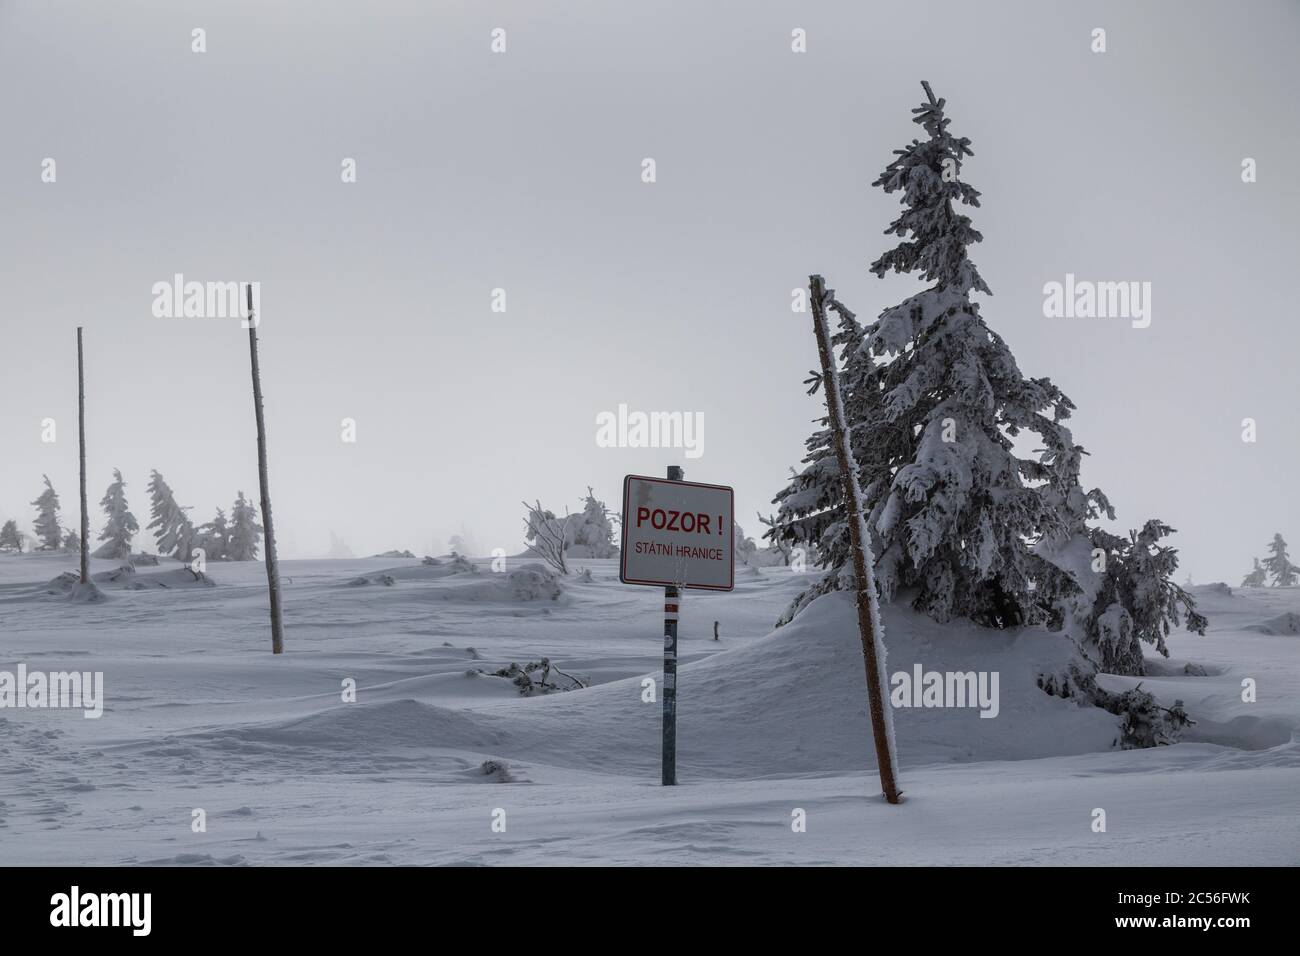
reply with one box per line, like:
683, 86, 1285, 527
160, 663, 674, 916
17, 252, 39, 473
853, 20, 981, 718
619, 475, 734, 591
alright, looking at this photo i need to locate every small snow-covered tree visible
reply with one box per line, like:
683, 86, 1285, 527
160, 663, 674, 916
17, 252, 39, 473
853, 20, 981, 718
226, 492, 263, 561
194, 508, 230, 561
1084, 520, 1207, 674
569, 487, 619, 558
523, 500, 570, 574
757, 512, 792, 565
146, 470, 195, 562
733, 522, 758, 566
1262, 533, 1298, 587
63, 529, 82, 553
31, 475, 63, 550
93, 469, 139, 560
0, 519, 23, 552
1240, 557, 1267, 588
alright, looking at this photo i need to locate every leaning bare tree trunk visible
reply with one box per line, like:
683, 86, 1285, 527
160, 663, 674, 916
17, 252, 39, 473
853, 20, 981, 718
77, 327, 89, 583
808, 274, 901, 804
246, 284, 284, 654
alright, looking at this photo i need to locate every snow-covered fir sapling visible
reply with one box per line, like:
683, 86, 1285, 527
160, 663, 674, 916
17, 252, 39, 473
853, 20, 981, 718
146, 470, 196, 562
0, 519, 23, 553
1083, 521, 1207, 676
31, 475, 64, 551
1241, 557, 1268, 588
226, 492, 264, 561
193, 507, 230, 561
1262, 533, 1299, 587
93, 469, 139, 560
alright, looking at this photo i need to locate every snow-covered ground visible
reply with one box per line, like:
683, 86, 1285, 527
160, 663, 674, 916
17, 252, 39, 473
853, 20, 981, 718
0, 553, 1296, 866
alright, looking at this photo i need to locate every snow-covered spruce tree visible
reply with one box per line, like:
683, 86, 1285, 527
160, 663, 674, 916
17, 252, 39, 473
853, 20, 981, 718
770, 83, 1204, 695
145, 470, 195, 562
194, 508, 230, 561
1262, 533, 1299, 587
93, 469, 139, 560
31, 475, 64, 550
773, 82, 1100, 628
0, 519, 23, 552
63, 529, 81, 553
1240, 557, 1267, 588
226, 492, 263, 561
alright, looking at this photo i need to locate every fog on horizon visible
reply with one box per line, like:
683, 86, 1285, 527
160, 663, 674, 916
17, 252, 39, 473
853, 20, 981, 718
2, 0, 1297, 585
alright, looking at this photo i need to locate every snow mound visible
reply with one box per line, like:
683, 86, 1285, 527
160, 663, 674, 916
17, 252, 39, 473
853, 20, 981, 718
69, 580, 108, 603
166, 591, 1118, 779
449, 564, 565, 603
357, 560, 479, 583
93, 564, 137, 584
1244, 612, 1300, 635
45, 571, 80, 594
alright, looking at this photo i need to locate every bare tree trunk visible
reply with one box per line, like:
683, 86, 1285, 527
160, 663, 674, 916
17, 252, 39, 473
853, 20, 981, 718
808, 274, 901, 804
246, 285, 284, 654
77, 327, 89, 583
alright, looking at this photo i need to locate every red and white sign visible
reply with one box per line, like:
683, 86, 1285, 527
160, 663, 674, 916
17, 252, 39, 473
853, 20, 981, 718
620, 475, 734, 591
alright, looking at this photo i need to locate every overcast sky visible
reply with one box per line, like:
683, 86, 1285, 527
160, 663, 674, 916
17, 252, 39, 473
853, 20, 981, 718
2, 0, 1296, 582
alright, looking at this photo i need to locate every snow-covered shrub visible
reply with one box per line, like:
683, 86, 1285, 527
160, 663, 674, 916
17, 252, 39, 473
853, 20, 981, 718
484, 659, 587, 696
504, 564, 562, 601
1035, 662, 1193, 749
523, 489, 619, 572
448, 554, 478, 574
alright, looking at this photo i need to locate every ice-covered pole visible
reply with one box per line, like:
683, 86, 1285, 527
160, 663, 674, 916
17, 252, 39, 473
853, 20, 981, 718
77, 327, 89, 584
807, 274, 901, 804
245, 283, 285, 654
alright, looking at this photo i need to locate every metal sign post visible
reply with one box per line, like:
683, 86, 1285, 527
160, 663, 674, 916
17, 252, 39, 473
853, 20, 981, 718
620, 469, 735, 786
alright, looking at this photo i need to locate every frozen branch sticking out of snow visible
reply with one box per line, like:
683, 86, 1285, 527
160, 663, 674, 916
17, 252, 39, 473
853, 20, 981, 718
522, 500, 572, 575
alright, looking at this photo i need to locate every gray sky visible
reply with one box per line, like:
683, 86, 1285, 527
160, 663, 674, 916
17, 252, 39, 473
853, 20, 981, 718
2, 0, 1297, 582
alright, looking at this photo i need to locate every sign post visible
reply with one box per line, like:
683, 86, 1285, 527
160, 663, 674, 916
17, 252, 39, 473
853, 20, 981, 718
662, 465, 682, 786
621, 469, 735, 786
